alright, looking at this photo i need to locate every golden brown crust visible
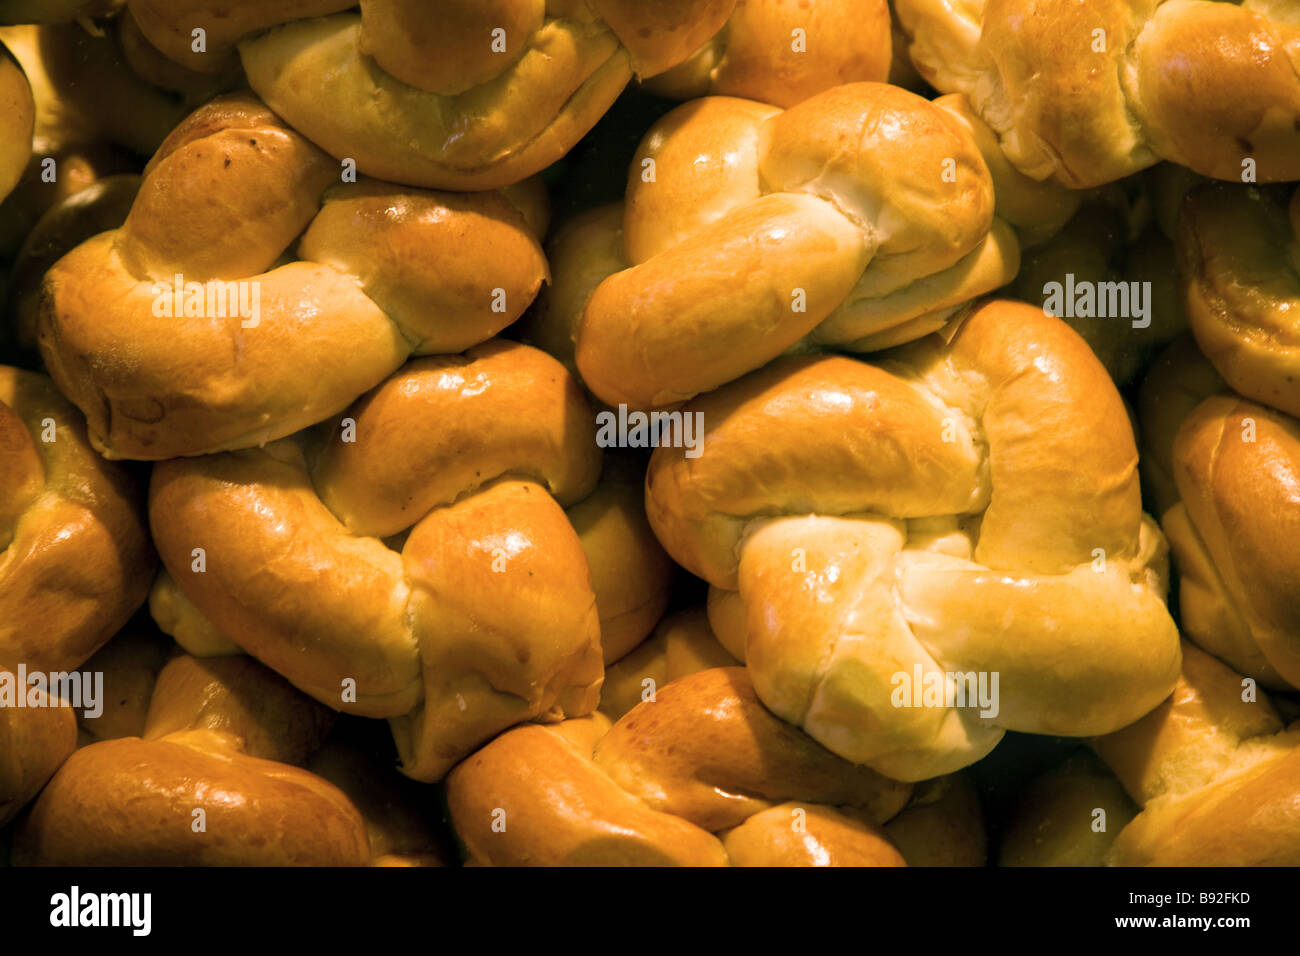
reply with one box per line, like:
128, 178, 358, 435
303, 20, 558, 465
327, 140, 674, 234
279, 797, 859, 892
897, 0, 1300, 187
646, 0, 893, 108
39, 94, 549, 460
1168, 396, 1300, 688
447, 715, 729, 866
645, 300, 1178, 779
596, 668, 912, 831
198, 2, 734, 190
1093, 643, 1300, 866
1179, 183, 1300, 420
0, 668, 77, 828
0, 366, 155, 674
721, 803, 907, 867
569, 83, 1013, 410
143, 654, 336, 765
1136, 336, 1226, 519
566, 454, 673, 665
13, 732, 370, 865
0, 37, 34, 203
448, 667, 987, 865
150, 342, 609, 781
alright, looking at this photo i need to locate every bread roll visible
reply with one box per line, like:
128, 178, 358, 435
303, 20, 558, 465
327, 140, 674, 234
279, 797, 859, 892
645, 0, 893, 108
1, 366, 154, 674
557, 83, 1017, 410
1179, 182, 1300, 420
39, 93, 549, 459
646, 300, 1180, 780
14, 731, 369, 865
896, 0, 1300, 187
118, 1, 735, 190
1092, 641, 1300, 866
14, 649, 370, 865
149, 341, 611, 782
447, 667, 987, 866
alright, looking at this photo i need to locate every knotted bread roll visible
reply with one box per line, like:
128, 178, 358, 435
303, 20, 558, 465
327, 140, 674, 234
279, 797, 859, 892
149, 340, 609, 782
39, 92, 549, 460
556, 82, 1019, 410
645, 0, 893, 108
895, 0, 1300, 188
14, 649, 370, 865
646, 299, 1182, 781
447, 666, 986, 866
122, 0, 735, 190
1, 366, 154, 674
146, 453, 670, 670
1091, 641, 1300, 866
527, 87, 1081, 386
1178, 182, 1300, 420
1138, 337, 1300, 690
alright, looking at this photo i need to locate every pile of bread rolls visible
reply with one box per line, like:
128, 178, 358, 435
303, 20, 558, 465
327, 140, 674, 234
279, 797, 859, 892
1, 0, 1297, 867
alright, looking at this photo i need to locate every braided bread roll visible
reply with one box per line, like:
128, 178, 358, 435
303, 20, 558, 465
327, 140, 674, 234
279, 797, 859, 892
1091, 641, 1300, 865
527, 87, 1083, 387
39, 93, 549, 460
1179, 182, 1300, 420
149, 341, 613, 781
1139, 337, 1300, 690
0, 36, 33, 203
551, 82, 1018, 410
14, 650, 369, 866
645, 0, 893, 108
1, 366, 154, 674
121, 0, 734, 190
147, 456, 670, 672
896, 0, 1300, 188
646, 299, 1181, 781
146, 455, 669, 673
448, 666, 991, 866
594, 606, 988, 866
